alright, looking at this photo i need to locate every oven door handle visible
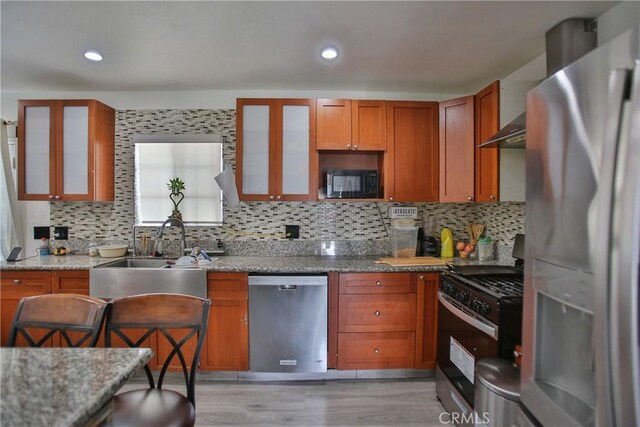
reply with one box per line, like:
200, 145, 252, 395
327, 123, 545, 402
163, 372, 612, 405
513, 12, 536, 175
438, 292, 498, 340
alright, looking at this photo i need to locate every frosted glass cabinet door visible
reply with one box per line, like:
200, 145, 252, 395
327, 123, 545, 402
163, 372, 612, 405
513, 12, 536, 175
62, 106, 89, 195
24, 106, 51, 195
281, 105, 310, 195
242, 105, 270, 195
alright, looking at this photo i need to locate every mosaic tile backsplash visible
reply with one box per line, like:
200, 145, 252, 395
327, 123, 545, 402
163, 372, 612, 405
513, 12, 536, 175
50, 109, 525, 259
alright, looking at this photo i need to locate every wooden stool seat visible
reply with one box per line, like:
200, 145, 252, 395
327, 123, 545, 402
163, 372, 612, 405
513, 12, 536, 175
111, 389, 195, 427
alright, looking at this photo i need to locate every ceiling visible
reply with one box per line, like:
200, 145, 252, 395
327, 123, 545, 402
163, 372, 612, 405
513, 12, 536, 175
1, 1, 618, 94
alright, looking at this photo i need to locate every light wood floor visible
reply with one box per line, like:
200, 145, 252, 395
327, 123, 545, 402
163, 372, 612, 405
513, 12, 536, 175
121, 378, 448, 426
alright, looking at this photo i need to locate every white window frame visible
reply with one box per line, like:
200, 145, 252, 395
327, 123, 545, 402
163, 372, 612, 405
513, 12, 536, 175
134, 134, 223, 225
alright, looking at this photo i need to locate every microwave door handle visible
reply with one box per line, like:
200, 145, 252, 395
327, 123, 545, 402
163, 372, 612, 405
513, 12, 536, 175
438, 292, 498, 340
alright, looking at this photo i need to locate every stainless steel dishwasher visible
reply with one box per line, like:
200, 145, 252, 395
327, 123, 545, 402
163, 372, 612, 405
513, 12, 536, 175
248, 274, 327, 373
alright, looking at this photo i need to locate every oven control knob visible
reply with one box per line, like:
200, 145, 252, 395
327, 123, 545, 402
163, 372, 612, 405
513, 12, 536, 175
472, 299, 480, 312
457, 292, 469, 302
480, 304, 490, 315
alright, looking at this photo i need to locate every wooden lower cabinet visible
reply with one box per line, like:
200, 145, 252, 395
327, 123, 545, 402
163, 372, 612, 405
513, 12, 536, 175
0, 271, 52, 346
201, 272, 249, 371
415, 273, 439, 369
51, 270, 90, 294
336, 273, 417, 369
336, 272, 438, 370
337, 332, 415, 369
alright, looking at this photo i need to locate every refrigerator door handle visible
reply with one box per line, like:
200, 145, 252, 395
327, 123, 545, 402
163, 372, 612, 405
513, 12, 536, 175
592, 67, 631, 427
609, 61, 640, 427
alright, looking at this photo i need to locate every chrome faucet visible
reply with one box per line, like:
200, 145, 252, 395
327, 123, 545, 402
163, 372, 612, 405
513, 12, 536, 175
156, 218, 187, 257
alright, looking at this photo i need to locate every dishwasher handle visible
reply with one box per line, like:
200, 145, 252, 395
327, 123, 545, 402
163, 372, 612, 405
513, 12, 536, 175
278, 285, 297, 291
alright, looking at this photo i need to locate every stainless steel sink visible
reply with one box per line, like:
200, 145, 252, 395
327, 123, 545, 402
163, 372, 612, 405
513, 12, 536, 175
99, 258, 173, 268
90, 258, 207, 299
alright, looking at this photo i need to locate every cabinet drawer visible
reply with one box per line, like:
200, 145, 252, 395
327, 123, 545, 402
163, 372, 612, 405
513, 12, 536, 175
52, 270, 89, 294
0, 271, 52, 297
339, 273, 413, 294
339, 293, 416, 332
337, 332, 415, 369
207, 272, 248, 300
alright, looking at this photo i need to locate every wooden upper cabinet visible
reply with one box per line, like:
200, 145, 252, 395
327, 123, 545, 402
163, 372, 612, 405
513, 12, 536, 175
316, 99, 352, 150
439, 96, 475, 202
351, 100, 387, 151
317, 99, 386, 151
236, 98, 317, 201
385, 101, 439, 202
18, 99, 115, 202
475, 81, 500, 202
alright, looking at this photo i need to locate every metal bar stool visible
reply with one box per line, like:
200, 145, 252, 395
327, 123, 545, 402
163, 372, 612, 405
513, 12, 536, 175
105, 293, 210, 427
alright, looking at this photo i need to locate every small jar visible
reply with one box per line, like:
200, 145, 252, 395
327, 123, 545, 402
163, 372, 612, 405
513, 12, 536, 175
478, 238, 494, 261
88, 243, 98, 257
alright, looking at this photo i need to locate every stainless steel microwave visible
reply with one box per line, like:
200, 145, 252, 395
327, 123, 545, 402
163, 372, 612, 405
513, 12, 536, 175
326, 170, 378, 199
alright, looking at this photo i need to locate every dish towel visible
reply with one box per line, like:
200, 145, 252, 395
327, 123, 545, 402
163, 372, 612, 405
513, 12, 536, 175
214, 162, 240, 206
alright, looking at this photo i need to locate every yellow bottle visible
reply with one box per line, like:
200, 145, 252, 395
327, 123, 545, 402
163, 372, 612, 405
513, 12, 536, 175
441, 228, 454, 258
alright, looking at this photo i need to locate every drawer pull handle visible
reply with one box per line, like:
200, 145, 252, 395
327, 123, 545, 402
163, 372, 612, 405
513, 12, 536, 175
375, 281, 382, 286
373, 348, 380, 354
13, 279, 21, 285
374, 310, 381, 316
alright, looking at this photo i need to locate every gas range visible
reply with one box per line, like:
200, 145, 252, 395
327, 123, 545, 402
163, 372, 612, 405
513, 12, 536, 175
436, 235, 526, 420
439, 264, 523, 325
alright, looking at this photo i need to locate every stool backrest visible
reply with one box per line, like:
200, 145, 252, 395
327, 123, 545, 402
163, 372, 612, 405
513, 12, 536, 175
105, 293, 210, 405
8, 294, 109, 348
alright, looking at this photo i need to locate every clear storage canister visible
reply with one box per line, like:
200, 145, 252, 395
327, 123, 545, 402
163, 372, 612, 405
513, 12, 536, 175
391, 219, 419, 257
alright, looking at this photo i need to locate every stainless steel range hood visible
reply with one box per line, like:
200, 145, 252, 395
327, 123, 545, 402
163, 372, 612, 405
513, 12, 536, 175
477, 112, 526, 148
478, 18, 597, 149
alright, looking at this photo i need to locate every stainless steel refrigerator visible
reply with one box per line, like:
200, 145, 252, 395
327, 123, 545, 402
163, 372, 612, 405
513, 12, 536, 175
522, 24, 640, 426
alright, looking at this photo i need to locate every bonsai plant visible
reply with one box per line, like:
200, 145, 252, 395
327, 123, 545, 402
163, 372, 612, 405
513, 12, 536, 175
167, 177, 185, 220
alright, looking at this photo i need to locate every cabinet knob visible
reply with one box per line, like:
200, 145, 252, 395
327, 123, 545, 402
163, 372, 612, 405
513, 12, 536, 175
373, 348, 380, 354
48, 195, 54, 199
389, 197, 394, 201
347, 144, 351, 149
467, 196, 473, 201
419, 275, 424, 280
13, 279, 21, 285
269, 195, 274, 200
490, 195, 496, 201
375, 281, 382, 286
54, 195, 61, 200
276, 195, 281, 200
353, 144, 358, 150
374, 310, 381, 317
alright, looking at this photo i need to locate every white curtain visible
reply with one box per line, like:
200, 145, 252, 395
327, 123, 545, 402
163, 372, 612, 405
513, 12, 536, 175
0, 120, 23, 261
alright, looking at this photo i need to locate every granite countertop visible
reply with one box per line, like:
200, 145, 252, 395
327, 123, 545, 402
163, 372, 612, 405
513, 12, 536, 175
0, 255, 511, 273
0, 255, 126, 270
0, 347, 153, 427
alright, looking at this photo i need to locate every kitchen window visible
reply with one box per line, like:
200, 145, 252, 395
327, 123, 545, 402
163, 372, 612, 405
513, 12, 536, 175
134, 134, 223, 224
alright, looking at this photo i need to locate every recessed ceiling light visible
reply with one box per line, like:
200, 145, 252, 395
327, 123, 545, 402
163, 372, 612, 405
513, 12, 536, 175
83, 50, 103, 62
321, 46, 338, 60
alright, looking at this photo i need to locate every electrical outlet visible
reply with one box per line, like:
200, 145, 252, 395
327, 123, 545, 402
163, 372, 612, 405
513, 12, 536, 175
33, 226, 50, 240
285, 225, 300, 239
53, 226, 69, 240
